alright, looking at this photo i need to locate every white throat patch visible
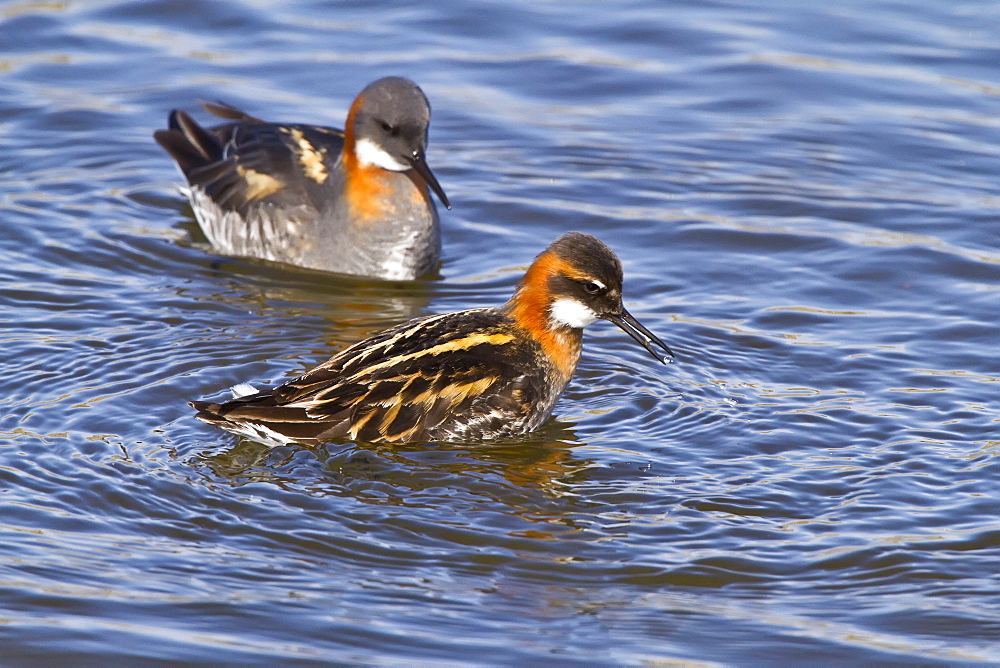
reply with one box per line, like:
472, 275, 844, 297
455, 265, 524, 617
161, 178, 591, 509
355, 138, 409, 171
549, 297, 599, 329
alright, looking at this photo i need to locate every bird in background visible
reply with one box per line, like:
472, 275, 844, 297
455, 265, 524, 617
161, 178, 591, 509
192, 232, 674, 445
155, 76, 450, 280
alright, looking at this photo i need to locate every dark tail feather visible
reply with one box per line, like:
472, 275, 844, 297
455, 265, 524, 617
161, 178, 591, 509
171, 110, 223, 162
189, 399, 347, 443
202, 101, 264, 123
154, 110, 223, 175
189, 400, 227, 422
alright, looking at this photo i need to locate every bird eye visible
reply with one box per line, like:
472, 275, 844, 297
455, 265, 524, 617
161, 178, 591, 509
583, 281, 602, 295
379, 120, 394, 133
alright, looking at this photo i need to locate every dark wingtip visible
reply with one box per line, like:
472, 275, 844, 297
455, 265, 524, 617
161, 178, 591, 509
153, 110, 184, 146
155, 109, 225, 174
152, 128, 172, 148
201, 100, 264, 123
191, 400, 238, 431
190, 400, 222, 416
166, 109, 184, 131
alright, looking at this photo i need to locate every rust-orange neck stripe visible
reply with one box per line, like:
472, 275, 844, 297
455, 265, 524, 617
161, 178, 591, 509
341, 92, 393, 223
506, 251, 582, 378
341, 93, 363, 165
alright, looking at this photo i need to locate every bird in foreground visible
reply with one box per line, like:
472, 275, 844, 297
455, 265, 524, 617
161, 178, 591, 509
154, 76, 450, 280
191, 232, 674, 445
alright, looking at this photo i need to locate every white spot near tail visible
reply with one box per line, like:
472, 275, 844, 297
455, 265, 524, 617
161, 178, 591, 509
230, 383, 258, 398
226, 421, 299, 448
355, 138, 409, 171
549, 297, 598, 329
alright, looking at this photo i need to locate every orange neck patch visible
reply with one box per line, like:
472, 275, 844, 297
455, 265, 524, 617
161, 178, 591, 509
343, 157, 394, 224
341, 95, 424, 224
507, 251, 583, 379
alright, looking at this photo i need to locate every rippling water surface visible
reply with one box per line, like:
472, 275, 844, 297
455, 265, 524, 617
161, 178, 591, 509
2, 0, 998, 663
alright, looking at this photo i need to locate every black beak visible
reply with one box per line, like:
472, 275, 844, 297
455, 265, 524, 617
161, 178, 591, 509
604, 307, 675, 364
407, 149, 451, 210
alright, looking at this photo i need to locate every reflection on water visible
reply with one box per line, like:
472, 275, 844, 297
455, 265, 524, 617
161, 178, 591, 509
198, 425, 587, 502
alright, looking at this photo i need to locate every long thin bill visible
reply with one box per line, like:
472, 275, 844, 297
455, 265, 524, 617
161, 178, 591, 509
408, 149, 451, 210
605, 308, 675, 364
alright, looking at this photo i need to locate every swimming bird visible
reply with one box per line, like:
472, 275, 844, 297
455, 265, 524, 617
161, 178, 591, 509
191, 232, 673, 445
154, 76, 450, 279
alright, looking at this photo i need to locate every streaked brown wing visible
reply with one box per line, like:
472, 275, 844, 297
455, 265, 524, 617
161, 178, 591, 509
156, 106, 347, 215
270, 311, 539, 442
309, 350, 535, 443
193, 308, 547, 444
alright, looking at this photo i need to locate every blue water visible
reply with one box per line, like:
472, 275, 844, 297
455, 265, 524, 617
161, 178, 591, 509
1, 0, 998, 663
